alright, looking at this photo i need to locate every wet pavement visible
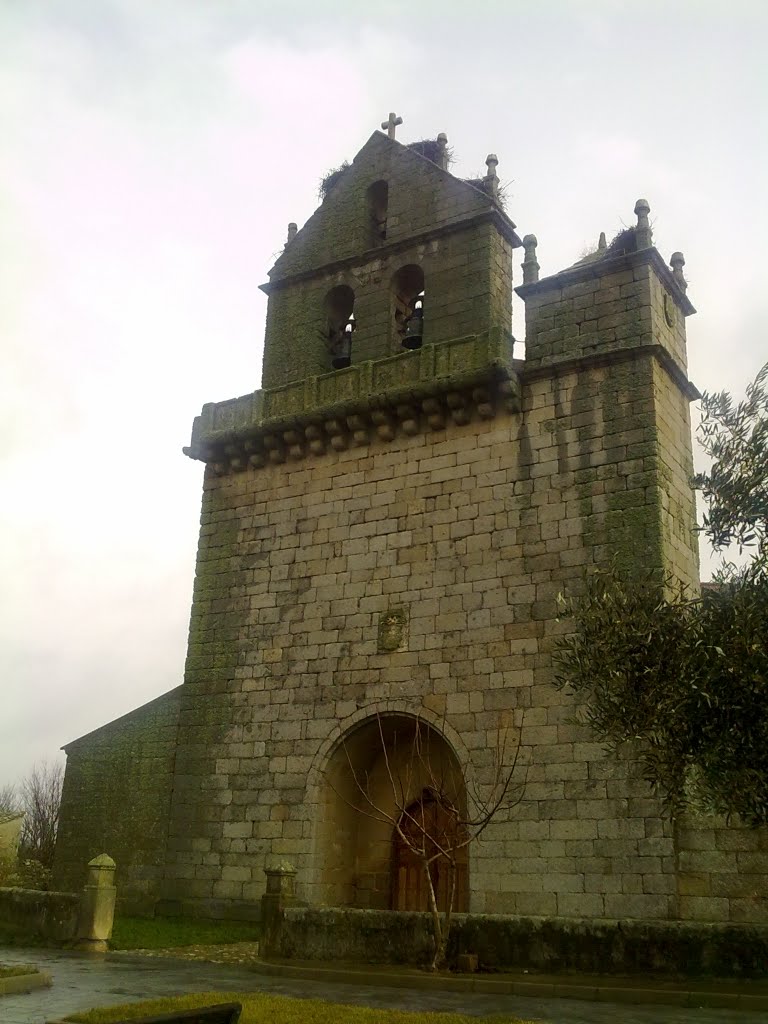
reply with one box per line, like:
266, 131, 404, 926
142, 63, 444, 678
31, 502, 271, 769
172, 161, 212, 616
0, 946, 761, 1024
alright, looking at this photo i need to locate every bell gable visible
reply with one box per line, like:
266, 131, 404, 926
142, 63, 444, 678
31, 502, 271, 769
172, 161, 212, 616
267, 131, 520, 286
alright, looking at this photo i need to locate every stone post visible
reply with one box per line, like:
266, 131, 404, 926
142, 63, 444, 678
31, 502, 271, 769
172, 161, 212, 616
484, 154, 499, 199
436, 133, 449, 171
260, 861, 297, 958
76, 854, 116, 952
670, 251, 688, 292
634, 198, 652, 249
521, 234, 539, 285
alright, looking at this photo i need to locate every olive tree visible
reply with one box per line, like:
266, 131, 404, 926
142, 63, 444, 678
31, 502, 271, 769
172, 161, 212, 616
554, 363, 768, 825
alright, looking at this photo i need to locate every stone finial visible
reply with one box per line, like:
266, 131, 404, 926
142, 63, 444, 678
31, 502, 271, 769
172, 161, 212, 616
86, 853, 116, 882
634, 198, 652, 249
381, 111, 403, 140
436, 132, 449, 171
521, 233, 540, 285
286, 222, 298, 245
484, 154, 499, 198
264, 861, 297, 897
670, 251, 688, 292
598, 232, 607, 251
267, 860, 297, 875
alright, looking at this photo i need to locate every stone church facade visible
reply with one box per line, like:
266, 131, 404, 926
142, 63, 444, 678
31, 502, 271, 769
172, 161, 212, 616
54, 125, 767, 931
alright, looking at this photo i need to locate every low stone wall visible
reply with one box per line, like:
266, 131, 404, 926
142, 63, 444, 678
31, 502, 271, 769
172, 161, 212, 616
277, 907, 436, 966
273, 907, 768, 978
0, 854, 117, 949
0, 887, 80, 942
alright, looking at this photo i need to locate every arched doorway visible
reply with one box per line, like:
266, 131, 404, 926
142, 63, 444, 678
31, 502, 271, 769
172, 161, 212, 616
317, 713, 468, 911
392, 790, 468, 912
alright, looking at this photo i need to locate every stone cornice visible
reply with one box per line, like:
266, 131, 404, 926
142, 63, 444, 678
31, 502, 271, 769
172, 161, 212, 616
520, 342, 701, 402
184, 330, 520, 474
260, 208, 522, 295
515, 247, 696, 318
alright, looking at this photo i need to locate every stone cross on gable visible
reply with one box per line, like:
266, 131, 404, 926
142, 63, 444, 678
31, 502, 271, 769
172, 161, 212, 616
381, 111, 403, 140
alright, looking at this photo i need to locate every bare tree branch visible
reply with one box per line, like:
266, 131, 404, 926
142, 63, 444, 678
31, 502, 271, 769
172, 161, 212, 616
18, 761, 64, 868
0, 783, 21, 814
323, 709, 527, 970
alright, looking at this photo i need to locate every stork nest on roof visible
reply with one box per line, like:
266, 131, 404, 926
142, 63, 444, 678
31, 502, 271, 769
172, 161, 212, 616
406, 137, 454, 167
318, 160, 351, 202
462, 176, 509, 209
605, 226, 638, 257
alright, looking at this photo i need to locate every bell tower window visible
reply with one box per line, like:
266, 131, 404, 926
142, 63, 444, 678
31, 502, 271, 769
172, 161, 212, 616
325, 284, 355, 370
367, 180, 389, 246
392, 264, 425, 350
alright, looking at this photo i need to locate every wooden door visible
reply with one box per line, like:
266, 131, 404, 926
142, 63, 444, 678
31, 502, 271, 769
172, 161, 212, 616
391, 795, 467, 912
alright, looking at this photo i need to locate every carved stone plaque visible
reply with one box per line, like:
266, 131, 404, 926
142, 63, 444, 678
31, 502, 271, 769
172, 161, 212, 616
663, 292, 677, 328
377, 606, 409, 652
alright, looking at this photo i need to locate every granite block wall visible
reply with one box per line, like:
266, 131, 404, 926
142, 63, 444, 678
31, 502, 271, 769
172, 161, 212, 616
54, 688, 181, 910
164, 347, 715, 921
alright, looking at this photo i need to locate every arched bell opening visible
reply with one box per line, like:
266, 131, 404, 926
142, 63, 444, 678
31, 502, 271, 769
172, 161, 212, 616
391, 264, 425, 351
324, 284, 355, 369
317, 713, 468, 911
366, 179, 389, 246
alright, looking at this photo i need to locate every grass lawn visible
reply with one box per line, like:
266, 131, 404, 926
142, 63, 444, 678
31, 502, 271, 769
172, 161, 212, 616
110, 916, 260, 950
65, 991, 540, 1024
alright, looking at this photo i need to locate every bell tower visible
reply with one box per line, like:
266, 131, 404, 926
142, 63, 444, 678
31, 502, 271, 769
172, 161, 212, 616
184, 125, 522, 471
514, 200, 699, 583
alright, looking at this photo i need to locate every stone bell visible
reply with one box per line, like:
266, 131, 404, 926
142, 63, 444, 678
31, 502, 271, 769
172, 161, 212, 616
332, 315, 355, 369
402, 296, 424, 350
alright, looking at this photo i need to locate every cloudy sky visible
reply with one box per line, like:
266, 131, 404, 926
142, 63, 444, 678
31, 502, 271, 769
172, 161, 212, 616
1, 0, 766, 785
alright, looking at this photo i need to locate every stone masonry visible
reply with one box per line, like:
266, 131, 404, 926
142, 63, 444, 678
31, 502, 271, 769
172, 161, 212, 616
53, 124, 767, 929
55, 688, 181, 908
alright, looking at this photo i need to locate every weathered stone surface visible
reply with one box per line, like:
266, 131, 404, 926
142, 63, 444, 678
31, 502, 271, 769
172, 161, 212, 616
262, 132, 520, 390
273, 906, 768, 977
53, 688, 181, 910
0, 887, 79, 942
76, 853, 117, 951
162, 350, 712, 920
54, 127, 767, 937
185, 331, 520, 473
